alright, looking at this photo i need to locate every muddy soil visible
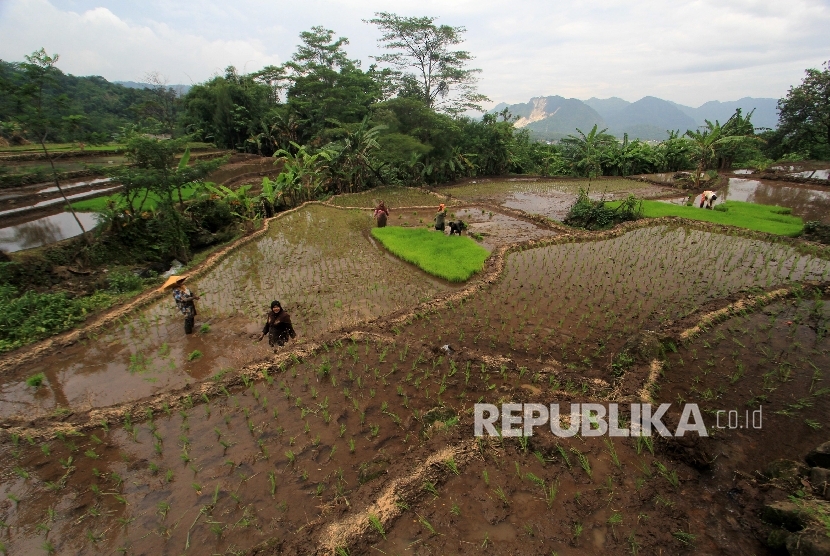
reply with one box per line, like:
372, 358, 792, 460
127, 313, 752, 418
386, 224, 830, 384
440, 177, 676, 221
0, 205, 461, 419
386, 206, 559, 251
329, 186, 451, 209
4, 184, 830, 555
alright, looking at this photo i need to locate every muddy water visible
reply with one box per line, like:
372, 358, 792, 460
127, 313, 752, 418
791, 169, 829, 180
0, 211, 99, 252
0, 205, 460, 419
663, 178, 830, 223
390, 206, 558, 251
443, 178, 675, 221
396, 224, 830, 376
329, 185, 449, 208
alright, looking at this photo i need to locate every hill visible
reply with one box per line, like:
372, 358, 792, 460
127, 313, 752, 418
115, 81, 192, 97
0, 61, 180, 143
493, 94, 778, 141
509, 96, 605, 141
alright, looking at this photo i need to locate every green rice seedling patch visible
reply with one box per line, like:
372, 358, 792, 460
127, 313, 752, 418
608, 199, 804, 236
371, 226, 490, 282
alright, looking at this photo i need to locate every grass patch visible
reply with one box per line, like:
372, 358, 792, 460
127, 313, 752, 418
70, 183, 200, 212
371, 226, 489, 282
607, 200, 803, 236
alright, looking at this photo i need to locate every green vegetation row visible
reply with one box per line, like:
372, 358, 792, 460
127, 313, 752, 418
371, 226, 489, 282
605, 199, 804, 237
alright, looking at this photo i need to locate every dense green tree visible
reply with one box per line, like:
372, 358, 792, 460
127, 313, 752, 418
769, 60, 830, 160
180, 66, 273, 150
283, 27, 385, 143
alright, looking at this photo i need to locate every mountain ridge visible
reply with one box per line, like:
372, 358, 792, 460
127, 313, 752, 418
493, 94, 778, 141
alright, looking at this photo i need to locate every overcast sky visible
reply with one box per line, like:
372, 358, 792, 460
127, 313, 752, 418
1, 0, 828, 108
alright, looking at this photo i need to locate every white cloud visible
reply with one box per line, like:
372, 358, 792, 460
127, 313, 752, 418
0, 0, 283, 84
1, 0, 828, 106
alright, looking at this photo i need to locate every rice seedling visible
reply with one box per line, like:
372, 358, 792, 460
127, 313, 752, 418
367, 513, 386, 539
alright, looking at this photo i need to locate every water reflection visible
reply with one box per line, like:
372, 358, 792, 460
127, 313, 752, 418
0, 212, 99, 252
723, 178, 830, 223
790, 170, 829, 180
664, 179, 830, 223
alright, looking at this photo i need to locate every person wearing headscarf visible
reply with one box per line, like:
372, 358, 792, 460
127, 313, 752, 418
374, 201, 389, 227
434, 203, 447, 231
259, 300, 296, 348
699, 190, 718, 209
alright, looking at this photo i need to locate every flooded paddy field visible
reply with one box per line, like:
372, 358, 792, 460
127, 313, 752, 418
0, 204, 460, 419
328, 186, 451, 209
440, 177, 675, 221
661, 177, 830, 224
3, 183, 830, 554
391, 224, 830, 379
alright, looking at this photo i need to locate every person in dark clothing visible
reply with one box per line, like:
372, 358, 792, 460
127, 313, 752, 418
259, 300, 296, 348
374, 201, 389, 227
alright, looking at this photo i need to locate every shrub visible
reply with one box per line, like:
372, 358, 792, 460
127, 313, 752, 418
563, 189, 643, 230
26, 373, 45, 388
107, 268, 144, 293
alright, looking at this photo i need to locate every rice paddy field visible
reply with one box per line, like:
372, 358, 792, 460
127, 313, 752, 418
328, 186, 453, 209
2, 181, 830, 555
440, 177, 675, 221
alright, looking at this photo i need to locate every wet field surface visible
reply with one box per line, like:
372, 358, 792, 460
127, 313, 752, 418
0, 205, 466, 419
660, 177, 830, 224
439, 177, 676, 221
3, 181, 830, 555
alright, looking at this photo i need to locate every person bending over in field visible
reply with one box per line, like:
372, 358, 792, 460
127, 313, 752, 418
374, 201, 389, 227
259, 300, 296, 349
434, 203, 447, 232
699, 190, 718, 209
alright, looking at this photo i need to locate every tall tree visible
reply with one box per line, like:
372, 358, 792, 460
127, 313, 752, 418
367, 13, 488, 115
774, 60, 830, 160
16, 49, 89, 242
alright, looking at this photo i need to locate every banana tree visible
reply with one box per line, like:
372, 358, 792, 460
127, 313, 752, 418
561, 124, 615, 183
685, 120, 759, 188
272, 142, 333, 207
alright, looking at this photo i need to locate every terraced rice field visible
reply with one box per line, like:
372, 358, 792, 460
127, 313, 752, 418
2, 182, 830, 555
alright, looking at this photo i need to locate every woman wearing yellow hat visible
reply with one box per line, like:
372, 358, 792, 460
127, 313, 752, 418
161, 275, 200, 334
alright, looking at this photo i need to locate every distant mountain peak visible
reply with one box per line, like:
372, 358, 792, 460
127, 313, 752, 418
493, 94, 778, 140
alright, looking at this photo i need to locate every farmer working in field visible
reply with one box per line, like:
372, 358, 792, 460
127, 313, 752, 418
162, 275, 200, 334
259, 300, 296, 349
699, 190, 718, 209
374, 201, 389, 227
434, 203, 447, 232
